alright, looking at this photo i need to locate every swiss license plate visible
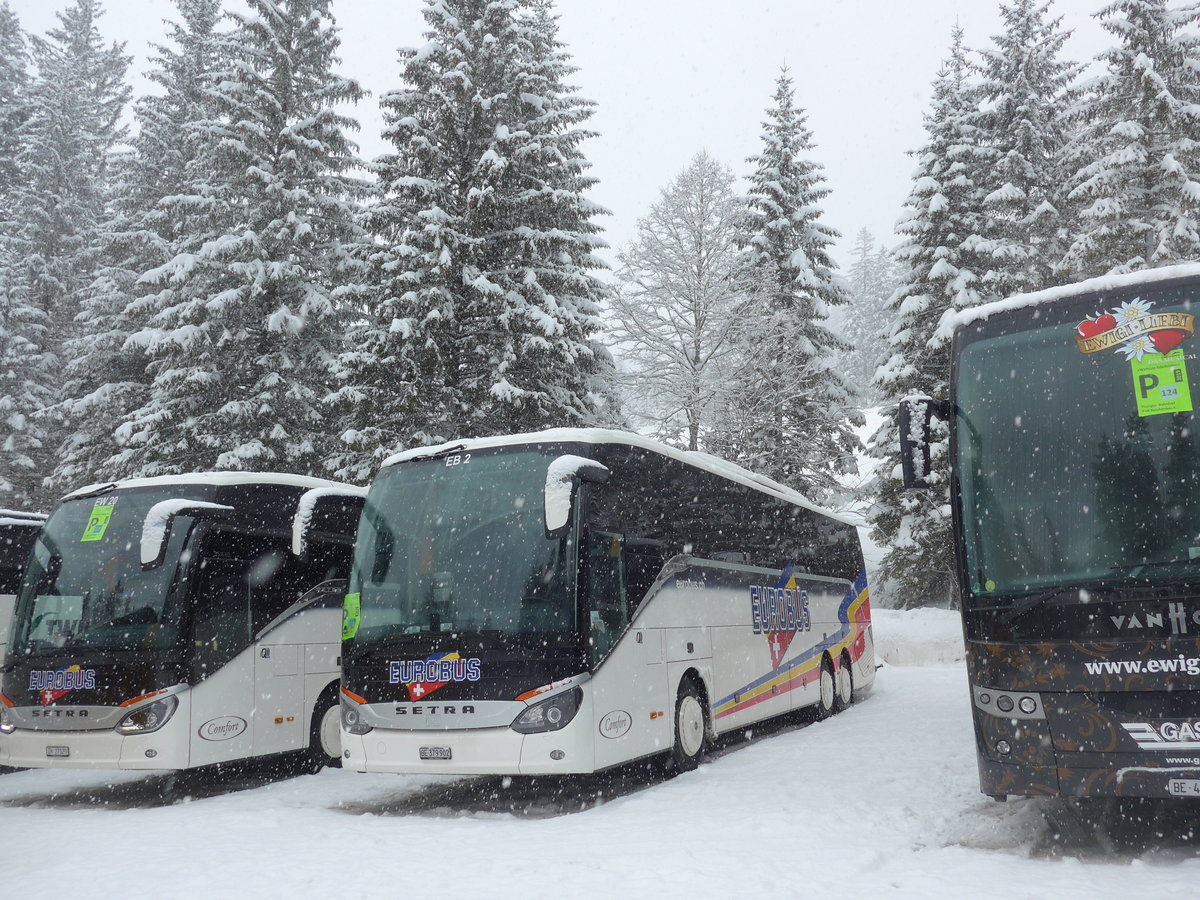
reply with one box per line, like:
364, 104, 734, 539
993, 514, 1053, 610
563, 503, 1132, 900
419, 746, 452, 761
1168, 779, 1200, 797
45, 746, 69, 758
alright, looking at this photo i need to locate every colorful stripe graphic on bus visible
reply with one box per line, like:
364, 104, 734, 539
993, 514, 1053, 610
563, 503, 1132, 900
388, 652, 482, 702
713, 570, 870, 721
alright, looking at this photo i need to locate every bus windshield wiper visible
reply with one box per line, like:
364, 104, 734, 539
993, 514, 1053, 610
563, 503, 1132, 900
1108, 557, 1200, 575
988, 584, 1106, 624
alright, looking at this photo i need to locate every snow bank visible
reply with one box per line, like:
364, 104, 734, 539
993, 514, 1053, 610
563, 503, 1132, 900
871, 607, 964, 666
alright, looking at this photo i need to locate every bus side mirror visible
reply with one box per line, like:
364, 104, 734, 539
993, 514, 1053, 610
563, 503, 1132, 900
545, 456, 610, 535
898, 396, 950, 490
141, 500, 234, 568
291, 486, 368, 557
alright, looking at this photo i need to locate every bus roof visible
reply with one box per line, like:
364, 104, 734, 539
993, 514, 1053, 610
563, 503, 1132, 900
381, 428, 855, 525
62, 471, 356, 502
937, 262, 1200, 341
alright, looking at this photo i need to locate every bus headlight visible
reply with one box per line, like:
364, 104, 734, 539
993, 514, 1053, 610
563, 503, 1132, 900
0, 705, 14, 735
342, 702, 373, 736
116, 695, 178, 736
512, 687, 582, 734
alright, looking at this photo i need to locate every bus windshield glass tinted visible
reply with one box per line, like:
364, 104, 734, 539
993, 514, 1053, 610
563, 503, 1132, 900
957, 285, 1200, 597
10, 488, 201, 654
349, 450, 577, 640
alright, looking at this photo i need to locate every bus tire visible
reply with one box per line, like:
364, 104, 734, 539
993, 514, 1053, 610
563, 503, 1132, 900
816, 656, 836, 720
308, 690, 342, 771
668, 678, 707, 774
834, 652, 853, 712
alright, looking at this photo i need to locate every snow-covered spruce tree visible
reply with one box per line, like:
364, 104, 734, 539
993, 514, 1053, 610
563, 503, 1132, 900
334, 0, 612, 480
123, 0, 365, 477
3, 0, 129, 508
0, 1, 27, 229
51, 0, 225, 490
831, 228, 899, 404
974, 0, 1079, 299
607, 151, 746, 452
0, 2, 48, 509
710, 69, 860, 503
869, 28, 989, 609
1061, 0, 1200, 277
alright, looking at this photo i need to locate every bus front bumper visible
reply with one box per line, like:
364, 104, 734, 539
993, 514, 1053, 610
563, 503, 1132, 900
343, 720, 596, 776
0, 715, 190, 770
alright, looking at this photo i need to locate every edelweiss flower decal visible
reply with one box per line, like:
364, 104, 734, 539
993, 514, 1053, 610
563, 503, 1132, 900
1116, 298, 1153, 323
1117, 336, 1156, 361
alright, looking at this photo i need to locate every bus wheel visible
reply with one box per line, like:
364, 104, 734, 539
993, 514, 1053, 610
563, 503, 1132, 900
834, 653, 853, 712
668, 678, 708, 774
308, 692, 342, 771
816, 657, 836, 720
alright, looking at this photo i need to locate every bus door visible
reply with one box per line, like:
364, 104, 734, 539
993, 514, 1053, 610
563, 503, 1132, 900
187, 544, 256, 765
587, 529, 669, 767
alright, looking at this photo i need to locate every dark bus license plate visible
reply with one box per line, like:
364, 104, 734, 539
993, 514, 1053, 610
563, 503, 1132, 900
45, 746, 70, 758
419, 746, 452, 760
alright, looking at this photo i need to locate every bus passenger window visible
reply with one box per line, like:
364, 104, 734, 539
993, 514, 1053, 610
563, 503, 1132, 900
587, 531, 627, 665
190, 556, 252, 679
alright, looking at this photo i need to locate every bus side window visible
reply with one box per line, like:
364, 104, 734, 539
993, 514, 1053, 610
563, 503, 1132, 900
190, 555, 253, 680
624, 540, 668, 614
587, 530, 626, 665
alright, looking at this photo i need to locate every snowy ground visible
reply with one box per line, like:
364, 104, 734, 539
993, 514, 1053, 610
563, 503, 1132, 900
4, 610, 1200, 900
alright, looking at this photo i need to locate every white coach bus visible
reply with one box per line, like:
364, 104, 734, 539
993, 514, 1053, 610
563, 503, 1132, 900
0, 473, 364, 772
339, 429, 875, 776
0, 511, 47, 662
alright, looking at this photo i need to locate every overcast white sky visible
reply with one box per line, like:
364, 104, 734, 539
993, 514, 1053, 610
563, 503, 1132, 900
13, 0, 1114, 270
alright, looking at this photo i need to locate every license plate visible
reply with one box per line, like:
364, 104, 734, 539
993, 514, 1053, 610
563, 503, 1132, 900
1169, 779, 1200, 797
419, 746, 452, 761
45, 746, 69, 758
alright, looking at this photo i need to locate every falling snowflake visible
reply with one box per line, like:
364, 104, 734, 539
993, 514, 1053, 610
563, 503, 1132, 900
1116, 298, 1153, 322
1117, 336, 1159, 361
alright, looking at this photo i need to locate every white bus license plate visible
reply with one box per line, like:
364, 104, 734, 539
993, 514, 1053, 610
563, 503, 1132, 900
1168, 779, 1200, 797
45, 746, 69, 758
419, 746, 451, 761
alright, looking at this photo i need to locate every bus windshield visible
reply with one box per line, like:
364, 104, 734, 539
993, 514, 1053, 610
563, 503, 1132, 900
10, 488, 201, 656
957, 288, 1200, 599
348, 449, 577, 642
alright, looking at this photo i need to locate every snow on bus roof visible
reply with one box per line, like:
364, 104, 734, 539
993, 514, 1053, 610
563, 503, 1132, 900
382, 428, 853, 524
937, 262, 1200, 341
0, 517, 43, 528
0, 509, 46, 521
62, 471, 354, 501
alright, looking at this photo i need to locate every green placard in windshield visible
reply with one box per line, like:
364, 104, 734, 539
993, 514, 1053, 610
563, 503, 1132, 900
1131, 349, 1193, 417
80, 499, 116, 543
342, 592, 361, 640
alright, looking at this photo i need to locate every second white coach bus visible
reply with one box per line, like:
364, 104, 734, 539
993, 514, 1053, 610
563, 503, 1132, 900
0, 473, 364, 773
340, 429, 874, 775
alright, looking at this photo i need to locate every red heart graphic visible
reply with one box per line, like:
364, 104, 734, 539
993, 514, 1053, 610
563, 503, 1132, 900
1096, 314, 1117, 331
1077, 319, 1102, 338
1151, 330, 1186, 353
